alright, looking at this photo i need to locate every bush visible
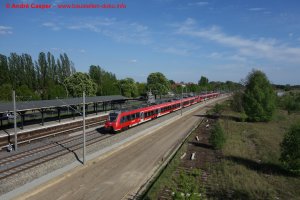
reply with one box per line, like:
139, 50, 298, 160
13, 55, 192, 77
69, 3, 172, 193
209, 122, 226, 150
212, 103, 225, 116
231, 91, 244, 112
280, 123, 300, 172
279, 92, 300, 114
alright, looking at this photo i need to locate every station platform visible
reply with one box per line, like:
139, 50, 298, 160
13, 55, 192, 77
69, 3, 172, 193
0, 111, 109, 148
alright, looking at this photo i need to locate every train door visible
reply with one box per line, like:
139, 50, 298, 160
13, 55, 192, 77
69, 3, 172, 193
140, 112, 144, 122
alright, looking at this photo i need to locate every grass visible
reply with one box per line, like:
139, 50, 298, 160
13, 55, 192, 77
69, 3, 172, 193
143, 142, 187, 199
207, 106, 300, 199
144, 129, 206, 200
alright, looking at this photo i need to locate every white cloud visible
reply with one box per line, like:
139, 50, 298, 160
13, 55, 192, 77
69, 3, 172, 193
42, 22, 60, 31
248, 7, 265, 11
176, 18, 300, 64
129, 59, 138, 63
0, 26, 12, 35
162, 47, 188, 56
79, 49, 86, 53
43, 17, 151, 45
188, 1, 208, 6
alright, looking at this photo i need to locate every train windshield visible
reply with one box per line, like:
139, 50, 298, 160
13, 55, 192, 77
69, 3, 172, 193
109, 113, 118, 122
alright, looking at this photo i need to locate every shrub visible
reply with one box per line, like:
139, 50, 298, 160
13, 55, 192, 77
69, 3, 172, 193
280, 123, 300, 172
212, 103, 225, 116
231, 91, 244, 112
209, 122, 226, 150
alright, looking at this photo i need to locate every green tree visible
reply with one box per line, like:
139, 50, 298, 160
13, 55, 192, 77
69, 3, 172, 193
243, 70, 276, 122
0, 84, 13, 101
89, 65, 119, 96
0, 54, 9, 85
280, 123, 300, 172
8, 52, 22, 89
64, 72, 97, 97
136, 82, 147, 96
147, 72, 170, 98
16, 85, 40, 100
118, 78, 138, 97
198, 76, 209, 86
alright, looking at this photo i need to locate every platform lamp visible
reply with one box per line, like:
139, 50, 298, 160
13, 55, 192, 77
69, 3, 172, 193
83, 91, 86, 165
13, 90, 17, 151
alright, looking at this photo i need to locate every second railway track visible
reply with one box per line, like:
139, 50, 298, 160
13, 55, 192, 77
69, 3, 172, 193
0, 128, 113, 180
0, 115, 108, 149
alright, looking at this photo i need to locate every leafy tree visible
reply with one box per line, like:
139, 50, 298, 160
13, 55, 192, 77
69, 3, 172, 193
169, 79, 175, 85
21, 54, 36, 90
0, 54, 9, 85
16, 85, 40, 101
89, 65, 119, 96
118, 78, 138, 97
136, 82, 147, 96
8, 53, 22, 89
280, 123, 300, 172
0, 84, 13, 101
47, 82, 67, 99
64, 72, 97, 97
186, 83, 199, 93
243, 70, 276, 122
198, 76, 209, 86
147, 72, 170, 97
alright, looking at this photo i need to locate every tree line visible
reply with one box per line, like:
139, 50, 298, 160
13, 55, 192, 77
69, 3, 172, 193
0, 52, 75, 101
0, 52, 242, 101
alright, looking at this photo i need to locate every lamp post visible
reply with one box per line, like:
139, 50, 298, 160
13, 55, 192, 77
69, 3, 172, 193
83, 91, 86, 165
13, 90, 17, 151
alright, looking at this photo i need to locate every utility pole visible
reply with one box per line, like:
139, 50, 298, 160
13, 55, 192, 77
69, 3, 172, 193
13, 90, 17, 151
83, 91, 86, 165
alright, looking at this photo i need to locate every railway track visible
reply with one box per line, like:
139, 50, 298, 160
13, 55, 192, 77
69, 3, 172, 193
0, 129, 113, 180
0, 115, 108, 149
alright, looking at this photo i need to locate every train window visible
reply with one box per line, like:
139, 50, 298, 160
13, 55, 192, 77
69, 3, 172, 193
121, 116, 126, 123
131, 114, 136, 119
136, 113, 140, 118
126, 115, 131, 121
109, 113, 118, 122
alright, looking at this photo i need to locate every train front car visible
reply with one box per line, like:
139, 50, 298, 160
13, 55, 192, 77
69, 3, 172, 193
104, 111, 121, 132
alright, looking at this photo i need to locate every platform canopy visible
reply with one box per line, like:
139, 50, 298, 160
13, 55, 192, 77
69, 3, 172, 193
0, 95, 127, 113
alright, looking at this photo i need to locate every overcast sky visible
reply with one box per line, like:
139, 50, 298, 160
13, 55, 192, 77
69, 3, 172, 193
1, 0, 300, 84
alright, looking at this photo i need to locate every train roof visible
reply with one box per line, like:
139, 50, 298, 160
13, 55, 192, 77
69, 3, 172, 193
112, 95, 206, 114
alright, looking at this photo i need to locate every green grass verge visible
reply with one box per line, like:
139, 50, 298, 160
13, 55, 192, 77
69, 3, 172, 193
144, 130, 206, 200
207, 107, 300, 199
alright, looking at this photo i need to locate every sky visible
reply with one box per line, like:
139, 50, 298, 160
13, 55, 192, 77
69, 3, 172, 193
1, 0, 300, 85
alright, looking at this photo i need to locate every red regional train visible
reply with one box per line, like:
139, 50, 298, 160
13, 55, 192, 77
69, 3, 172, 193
104, 92, 219, 132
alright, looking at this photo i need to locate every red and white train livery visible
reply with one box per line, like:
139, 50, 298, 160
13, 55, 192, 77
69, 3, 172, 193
104, 92, 219, 132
